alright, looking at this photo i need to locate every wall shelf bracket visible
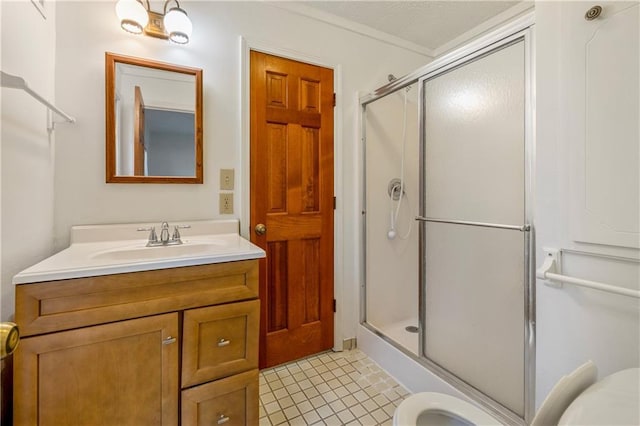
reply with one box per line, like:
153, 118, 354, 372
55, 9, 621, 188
537, 247, 640, 298
1, 70, 76, 134
537, 248, 563, 288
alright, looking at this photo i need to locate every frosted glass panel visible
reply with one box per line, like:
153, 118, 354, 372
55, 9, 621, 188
424, 41, 525, 225
423, 222, 525, 416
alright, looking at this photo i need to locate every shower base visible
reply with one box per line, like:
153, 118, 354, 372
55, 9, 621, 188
373, 318, 419, 355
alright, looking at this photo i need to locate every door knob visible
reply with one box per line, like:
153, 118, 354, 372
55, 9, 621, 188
255, 223, 266, 236
0, 322, 19, 359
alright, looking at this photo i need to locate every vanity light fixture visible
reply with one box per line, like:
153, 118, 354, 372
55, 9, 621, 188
115, 0, 193, 44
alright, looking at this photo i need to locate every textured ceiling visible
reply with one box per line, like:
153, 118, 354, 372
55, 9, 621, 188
300, 1, 521, 52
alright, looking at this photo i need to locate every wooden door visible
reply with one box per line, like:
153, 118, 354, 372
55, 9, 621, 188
134, 85, 145, 175
13, 313, 179, 425
250, 51, 334, 368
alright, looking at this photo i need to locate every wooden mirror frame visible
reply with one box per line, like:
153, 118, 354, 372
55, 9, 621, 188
105, 52, 203, 183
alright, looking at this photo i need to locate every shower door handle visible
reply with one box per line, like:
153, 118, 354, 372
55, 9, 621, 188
415, 216, 530, 232
255, 223, 267, 236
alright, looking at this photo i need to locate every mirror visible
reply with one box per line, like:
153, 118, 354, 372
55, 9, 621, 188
106, 53, 203, 183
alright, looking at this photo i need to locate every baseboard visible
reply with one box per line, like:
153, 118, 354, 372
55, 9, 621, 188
342, 337, 357, 350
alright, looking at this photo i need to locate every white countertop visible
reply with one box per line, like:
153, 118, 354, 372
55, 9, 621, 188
559, 367, 640, 426
13, 219, 265, 285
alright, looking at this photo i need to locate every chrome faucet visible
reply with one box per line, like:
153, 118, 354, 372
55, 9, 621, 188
159, 222, 171, 244
137, 222, 191, 247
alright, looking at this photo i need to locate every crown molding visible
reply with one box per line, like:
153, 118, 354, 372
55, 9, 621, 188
432, 1, 535, 57
269, 2, 435, 58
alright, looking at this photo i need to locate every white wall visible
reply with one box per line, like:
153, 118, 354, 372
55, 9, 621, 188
0, 1, 57, 321
147, 128, 194, 176
52, 1, 428, 341
535, 1, 640, 407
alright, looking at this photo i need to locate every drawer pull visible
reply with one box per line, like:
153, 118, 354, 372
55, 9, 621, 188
217, 414, 230, 424
217, 338, 230, 347
163, 336, 177, 345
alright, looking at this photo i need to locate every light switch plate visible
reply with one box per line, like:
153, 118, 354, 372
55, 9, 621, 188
219, 193, 233, 214
220, 169, 235, 190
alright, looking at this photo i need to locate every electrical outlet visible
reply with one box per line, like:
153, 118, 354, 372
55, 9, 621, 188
219, 193, 234, 214
220, 169, 235, 190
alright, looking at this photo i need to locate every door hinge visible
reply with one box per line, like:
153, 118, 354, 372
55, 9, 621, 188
333, 299, 337, 313
333, 93, 336, 107
333, 196, 337, 210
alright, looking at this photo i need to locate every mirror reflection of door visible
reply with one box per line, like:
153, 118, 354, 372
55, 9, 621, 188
134, 86, 145, 175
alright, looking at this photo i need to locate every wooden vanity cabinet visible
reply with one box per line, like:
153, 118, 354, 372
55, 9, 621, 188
13, 260, 259, 426
15, 314, 179, 425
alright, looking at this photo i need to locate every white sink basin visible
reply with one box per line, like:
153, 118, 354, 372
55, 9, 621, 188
90, 241, 226, 261
12, 220, 266, 285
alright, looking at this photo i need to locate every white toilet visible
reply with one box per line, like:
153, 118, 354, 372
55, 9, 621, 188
393, 392, 498, 426
393, 361, 598, 426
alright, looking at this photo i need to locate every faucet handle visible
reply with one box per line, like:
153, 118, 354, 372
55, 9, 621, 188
137, 226, 158, 243
172, 224, 191, 241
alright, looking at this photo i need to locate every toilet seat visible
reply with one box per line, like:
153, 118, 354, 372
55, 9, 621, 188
393, 392, 500, 426
393, 361, 600, 426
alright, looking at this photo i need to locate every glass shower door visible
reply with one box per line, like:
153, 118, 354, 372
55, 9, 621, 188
420, 39, 530, 418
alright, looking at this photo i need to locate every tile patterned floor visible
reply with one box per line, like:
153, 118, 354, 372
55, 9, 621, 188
259, 349, 410, 426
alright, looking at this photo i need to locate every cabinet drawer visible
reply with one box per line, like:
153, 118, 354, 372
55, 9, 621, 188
182, 300, 259, 387
15, 260, 258, 337
182, 369, 258, 426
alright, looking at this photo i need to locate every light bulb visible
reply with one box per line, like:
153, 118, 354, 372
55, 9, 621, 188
164, 7, 192, 44
115, 0, 148, 35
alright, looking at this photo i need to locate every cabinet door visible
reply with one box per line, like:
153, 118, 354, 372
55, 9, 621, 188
182, 300, 259, 388
182, 369, 258, 426
14, 313, 179, 425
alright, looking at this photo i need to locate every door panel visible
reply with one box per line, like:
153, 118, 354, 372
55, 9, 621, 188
301, 238, 321, 323
301, 128, 321, 212
266, 123, 288, 213
267, 241, 288, 333
250, 51, 334, 368
134, 85, 145, 176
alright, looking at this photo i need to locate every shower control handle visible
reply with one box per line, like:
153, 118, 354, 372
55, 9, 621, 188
255, 223, 267, 236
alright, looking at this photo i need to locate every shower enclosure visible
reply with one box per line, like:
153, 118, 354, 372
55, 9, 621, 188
360, 20, 534, 425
